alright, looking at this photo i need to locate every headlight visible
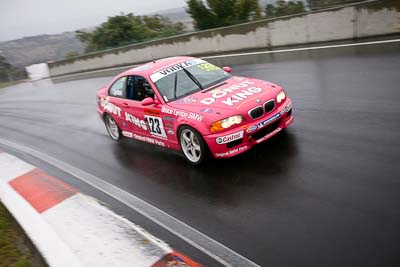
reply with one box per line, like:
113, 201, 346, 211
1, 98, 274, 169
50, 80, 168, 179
277, 90, 286, 104
210, 115, 244, 132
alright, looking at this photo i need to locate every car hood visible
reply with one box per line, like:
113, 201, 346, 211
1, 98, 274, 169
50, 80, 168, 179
167, 76, 282, 119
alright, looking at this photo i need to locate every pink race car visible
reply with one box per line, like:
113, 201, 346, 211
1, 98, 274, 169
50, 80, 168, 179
97, 56, 293, 165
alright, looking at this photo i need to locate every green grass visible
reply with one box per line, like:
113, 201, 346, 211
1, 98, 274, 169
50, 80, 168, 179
0, 203, 38, 267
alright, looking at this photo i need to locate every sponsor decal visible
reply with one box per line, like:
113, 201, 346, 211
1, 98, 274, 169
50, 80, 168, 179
216, 131, 244, 144
150, 58, 204, 82
215, 145, 248, 158
161, 106, 204, 122
101, 99, 169, 139
144, 108, 160, 115
200, 80, 263, 106
246, 125, 257, 133
197, 63, 219, 72
175, 96, 198, 104
133, 134, 165, 147
167, 130, 175, 135
163, 116, 174, 121
280, 103, 292, 115
199, 108, 213, 113
101, 100, 122, 117
233, 76, 245, 81
121, 131, 133, 138
257, 113, 280, 129
125, 112, 148, 131
165, 123, 174, 128
144, 115, 167, 138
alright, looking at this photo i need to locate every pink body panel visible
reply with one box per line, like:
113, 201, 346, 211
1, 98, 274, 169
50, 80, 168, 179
96, 56, 293, 159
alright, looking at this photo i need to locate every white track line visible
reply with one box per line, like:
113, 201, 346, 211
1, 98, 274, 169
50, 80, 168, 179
0, 138, 260, 267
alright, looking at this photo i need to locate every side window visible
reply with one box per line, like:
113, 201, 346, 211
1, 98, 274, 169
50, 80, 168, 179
126, 76, 155, 102
109, 77, 127, 98
154, 74, 175, 102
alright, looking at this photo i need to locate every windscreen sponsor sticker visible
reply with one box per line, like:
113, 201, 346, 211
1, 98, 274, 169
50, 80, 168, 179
216, 130, 244, 144
200, 80, 263, 106
150, 58, 204, 82
197, 62, 219, 72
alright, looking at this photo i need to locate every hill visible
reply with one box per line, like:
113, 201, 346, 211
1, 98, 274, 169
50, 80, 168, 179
0, 32, 85, 68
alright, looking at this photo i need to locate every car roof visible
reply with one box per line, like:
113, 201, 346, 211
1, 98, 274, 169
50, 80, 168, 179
119, 56, 196, 78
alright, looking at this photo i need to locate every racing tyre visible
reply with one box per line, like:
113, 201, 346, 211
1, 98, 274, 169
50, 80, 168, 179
179, 126, 207, 165
104, 114, 121, 141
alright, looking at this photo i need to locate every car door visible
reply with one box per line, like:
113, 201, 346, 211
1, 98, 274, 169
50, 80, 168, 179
124, 75, 168, 140
107, 76, 128, 131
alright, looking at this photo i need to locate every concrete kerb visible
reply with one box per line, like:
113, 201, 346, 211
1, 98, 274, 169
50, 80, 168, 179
0, 152, 202, 267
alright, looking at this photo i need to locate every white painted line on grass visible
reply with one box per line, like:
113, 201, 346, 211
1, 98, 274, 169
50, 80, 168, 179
0, 138, 260, 267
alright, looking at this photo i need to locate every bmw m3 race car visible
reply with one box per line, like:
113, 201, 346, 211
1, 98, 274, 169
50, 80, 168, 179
97, 56, 293, 165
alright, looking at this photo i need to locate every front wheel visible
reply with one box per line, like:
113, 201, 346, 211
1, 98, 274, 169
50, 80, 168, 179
104, 114, 121, 141
179, 126, 207, 165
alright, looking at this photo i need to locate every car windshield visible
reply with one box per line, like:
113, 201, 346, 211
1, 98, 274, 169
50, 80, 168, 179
152, 60, 231, 102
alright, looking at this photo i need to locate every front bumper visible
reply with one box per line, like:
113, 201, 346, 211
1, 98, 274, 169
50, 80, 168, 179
204, 98, 294, 158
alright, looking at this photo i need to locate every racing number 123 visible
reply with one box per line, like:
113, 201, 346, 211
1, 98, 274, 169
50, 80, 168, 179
145, 115, 167, 138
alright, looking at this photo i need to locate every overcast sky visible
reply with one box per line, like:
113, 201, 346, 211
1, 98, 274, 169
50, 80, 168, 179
0, 0, 187, 42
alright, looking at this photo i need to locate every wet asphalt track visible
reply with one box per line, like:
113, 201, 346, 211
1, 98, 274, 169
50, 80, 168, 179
1, 46, 400, 267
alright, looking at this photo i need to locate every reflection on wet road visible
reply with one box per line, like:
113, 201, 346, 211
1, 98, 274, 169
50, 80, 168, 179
1, 47, 400, 267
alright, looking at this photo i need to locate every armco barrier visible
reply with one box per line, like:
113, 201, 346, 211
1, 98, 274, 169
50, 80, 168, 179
48, 0, 400, 77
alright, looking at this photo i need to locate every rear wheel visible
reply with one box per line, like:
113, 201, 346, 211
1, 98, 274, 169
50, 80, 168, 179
104, 114, 121, 141
179, 126, 207, 165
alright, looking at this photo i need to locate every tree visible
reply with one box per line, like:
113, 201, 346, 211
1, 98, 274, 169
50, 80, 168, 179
265, 0, 306, 18
76, 14, 185, 52
0, 55, 26, 82
307, 0, 364, 10
186, 0, 262, 30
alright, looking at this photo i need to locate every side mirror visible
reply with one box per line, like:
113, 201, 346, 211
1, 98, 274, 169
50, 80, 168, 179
141, 97, 154, 106
223, 67, 232, 73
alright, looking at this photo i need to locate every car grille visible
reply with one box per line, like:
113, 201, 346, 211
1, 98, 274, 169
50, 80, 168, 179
251, 119, 281, 141
248, 99, 276, 120
248, 106, 263, 119
264, 100, 275, 113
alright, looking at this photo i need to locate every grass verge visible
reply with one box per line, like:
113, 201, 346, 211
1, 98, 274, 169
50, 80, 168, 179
0, 202, 47, 267
0, 81, 23, 89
